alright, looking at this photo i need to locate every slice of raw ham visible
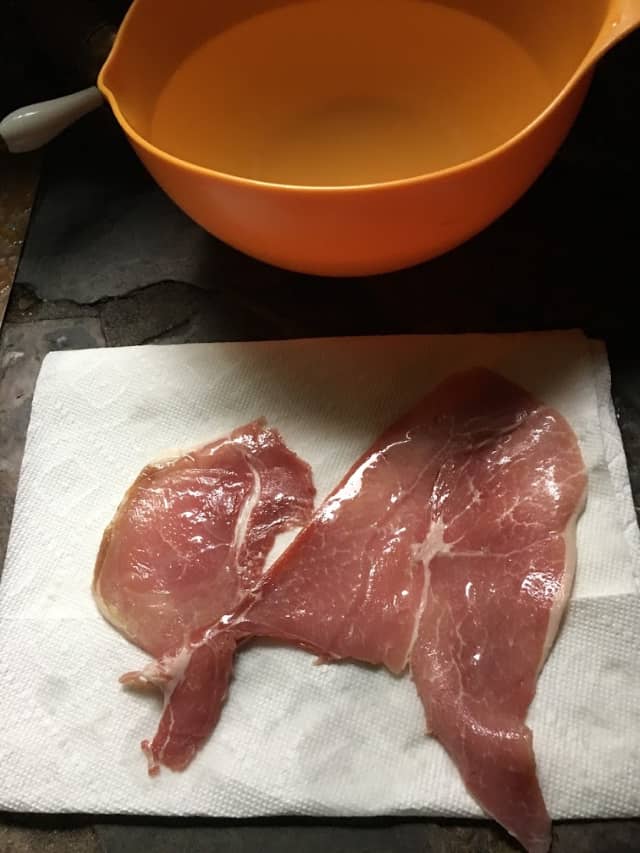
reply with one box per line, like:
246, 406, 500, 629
406, 372, 587, 853
93, 418, 315, 771
153, 368, 585, 853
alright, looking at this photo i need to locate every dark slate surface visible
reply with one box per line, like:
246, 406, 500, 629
0, 20, 639, 853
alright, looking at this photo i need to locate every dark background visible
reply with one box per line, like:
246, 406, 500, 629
3, 0, 639, 335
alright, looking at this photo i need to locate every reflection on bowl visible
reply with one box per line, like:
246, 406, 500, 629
99, 0, 629, 275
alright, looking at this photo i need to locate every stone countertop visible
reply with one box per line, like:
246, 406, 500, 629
0, 24, 639, 853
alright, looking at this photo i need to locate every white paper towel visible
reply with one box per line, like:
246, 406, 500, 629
0, 331, 639, 818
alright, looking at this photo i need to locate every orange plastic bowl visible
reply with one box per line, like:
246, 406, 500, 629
99, 0, 639, 277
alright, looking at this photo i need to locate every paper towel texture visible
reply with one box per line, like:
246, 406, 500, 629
0, 331, 638, 817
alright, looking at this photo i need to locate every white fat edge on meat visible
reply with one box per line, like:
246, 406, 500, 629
122, 645, 193, 692
145, 435, 236, 468
147, 417, 271, 465
405, 517, 452, 732
147, 430, 291, 573
219, 446, 419, 628
143, 417, 270, 470
94, 589, 131, 639
153, 702, 175, 769
142, 623, 240, 770
160, 645, 194, 708
227, 443, 303, 574
230, 452, 262, 562
141, 644, 195, 769
93, 437, 236, 593
381, 435, 455, 677
92, 440, 233, 651
93, 521, 137, 637
538, 474, 588, 674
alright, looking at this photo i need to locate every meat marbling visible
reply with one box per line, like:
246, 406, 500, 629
96, 369, 587, 853
93, 418, 315, 771
230, 368, 586, 852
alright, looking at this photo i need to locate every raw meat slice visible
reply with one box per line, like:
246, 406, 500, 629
160, 368, 585, 852
407, 371, 586, 853
93, 418, 315, 771
94, 419, 315, 657
124, 627, 239, 772
135, 629, 238, 773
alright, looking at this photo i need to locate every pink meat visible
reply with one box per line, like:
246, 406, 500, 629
407, 373, 586, 853
166, 368, 585, 852
93, 418, 315, 771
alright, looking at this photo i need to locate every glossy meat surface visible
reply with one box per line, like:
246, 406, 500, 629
232, 368, 586, 851
408, 371, 587, 853
96, 370, 587, 853
239, 399, 447, 671
93, 419, 315, 771
94, 419, 315, 657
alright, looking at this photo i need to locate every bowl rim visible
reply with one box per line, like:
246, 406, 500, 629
98, 0, 606, 194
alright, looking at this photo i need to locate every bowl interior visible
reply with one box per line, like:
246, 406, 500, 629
101, 0, 609, 187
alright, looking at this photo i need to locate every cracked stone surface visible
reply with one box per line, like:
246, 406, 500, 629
0, 15, 638, 853
0, 823, 98, 853
93, 819, 640, 853
0, 152, 40, 327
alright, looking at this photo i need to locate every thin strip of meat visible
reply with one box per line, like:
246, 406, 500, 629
93, 418, 315, 772
152, 369, 585, 852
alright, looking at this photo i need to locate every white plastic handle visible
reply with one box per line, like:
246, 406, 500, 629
0, 86, 104, 153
